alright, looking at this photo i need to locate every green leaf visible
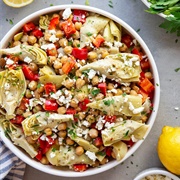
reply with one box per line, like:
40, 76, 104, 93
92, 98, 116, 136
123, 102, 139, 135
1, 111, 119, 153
91, 88, 100, 96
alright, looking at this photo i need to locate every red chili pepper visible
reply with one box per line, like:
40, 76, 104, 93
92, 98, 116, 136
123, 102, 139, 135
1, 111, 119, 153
32, 29, 43, 38
73, 164, 87, 172
98, 83, 107, 95
140, 59, 150, 71
93, 35, 105, 48
23, 22, 36, 33
139, 77, 154, 94
60, 19, 76, 37
44, 83, 56, 95
35, 149, 43, 161
22, 64, 39, 81
19, 97, 29, 110
105, 147, 112, 157
72, 10, 87, 23
72, 48, 88, 60
48, 17, 60, 30
44, 99, 58, 111
79, 98, 90, 111
93, 137, 103, 147
121, 34, 132, 48
10, 115, 25, 125
104, 115, 116, 123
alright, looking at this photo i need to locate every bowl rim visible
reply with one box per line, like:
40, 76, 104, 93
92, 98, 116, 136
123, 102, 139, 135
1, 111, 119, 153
134, 167, 180, 180
0, 4, 160, 177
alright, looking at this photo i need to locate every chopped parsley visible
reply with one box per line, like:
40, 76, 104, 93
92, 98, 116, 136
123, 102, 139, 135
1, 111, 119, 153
67, 128, 77, 139
103, 99, 114, 106
91, 88, 100, 96
86, 32, 93, 36
97, 151, 106, 156
50, 4, 53, 6
122, 92, 127, 97
175, 67, 180, 72
45, 112, 50, 117
108, 0, 113, 8
85, 0, 90, 5
124, 130, 129, 137
52, 147, 56, 152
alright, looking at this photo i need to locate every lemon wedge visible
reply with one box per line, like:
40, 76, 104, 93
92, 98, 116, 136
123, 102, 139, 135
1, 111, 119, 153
3, 0, 34, 8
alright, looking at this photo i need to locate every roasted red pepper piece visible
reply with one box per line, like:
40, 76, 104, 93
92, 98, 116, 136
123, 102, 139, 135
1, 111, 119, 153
35, 149, 43, 161
47, 48, 57, 56
138, 88, 149, 103
93, 35, 105, 48
140, 59, 150, 71
139, 77, 154, 94
23, 22, 36, 33
131, 48, 143, 60
72, 48, 88, 60
66, 108, 77, 115
121, 34, 132, 48
44, 83, 56, 95
32, 29, 43, 38
73, 164, 87, 172
93, 137, 103, 147
10, 115, 25, 125
98, 83, 107, 95
22, 64, 39, 81
104, 115, 116, 123
60, 19, 76, 37
19, 97, 29, 110
44, 99, 58, 111
62, 57, 76, 74
72, 10, 87, 23
105, 147, 112, 157
48, 17, 59, 30
79, 98, 90, 111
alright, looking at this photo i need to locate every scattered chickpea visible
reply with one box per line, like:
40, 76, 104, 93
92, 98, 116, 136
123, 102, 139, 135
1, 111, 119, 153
60, 55, 68, 64
88, 128, 98, 139
75, 22, 82, 31
145, 72, 153, 80
119, 43, 128, 52
44, 32, 51, 41
37, 85, 44, 93
130, 90, 138, 96
58, 130, 67, 138
34, 89, 41, 99
33, 105, 43, 113
73, 40, 80, 47
53, 60, 62, 69
25, 89, 33, 98
100, 158, 108, 165
72, 31, 79, 39
57, 122, 67, 131
75, 107, 81, 112
56, 30, 64, 38
95, 93, 104, 100
40, 156, 49, 165
91, 76, 99, 86
122, 86, 131, 94
77, 112, 86, 120
107, 83, 114, 90
75, 146, 84, 156
44, 128, 53, 136
141, 115, 148, 123
26, 136, 36, 144
75, 70, 82, 77
75, 92, 86, 102
132, 85, 139, 93
63, 79, 75, 89
23, 42, 29, 45
28, 80, 38, 91
28, 35, 37, 45
86, 115, 95, 124
48, 56, 56, 65
101, 49, 109, 58
66, 137, 75, 145
88, 51, 98, 61
70, 99, 78, 108
21, 35, 28, 42
23, 111, 32, 118
16, 108, 24, 115
12, 41, 21, 47
33, 43, 40, 48
76, 78, 85, 89
52, 13, 60, 19
63, 46, 73, 55
59, 38, 68, 47
115, 89, 123, 96
28, 62, 38, 72
57, 107, 66, 114
0, 58, 6, 68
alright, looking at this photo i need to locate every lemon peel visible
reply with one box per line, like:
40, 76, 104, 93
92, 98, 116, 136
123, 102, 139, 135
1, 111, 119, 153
3, 0, 33, 8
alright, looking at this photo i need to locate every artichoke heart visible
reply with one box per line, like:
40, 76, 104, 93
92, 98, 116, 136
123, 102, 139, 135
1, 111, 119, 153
22, 112, 74, 136
39, 15, 50, 30
87, 95, 144, 116
0, 69, 26, 116
80, 15, 109, 48
2, 120, 38, 158
0, 44, 47, 65
101, 120, 149, 146
79, 53, 141, 83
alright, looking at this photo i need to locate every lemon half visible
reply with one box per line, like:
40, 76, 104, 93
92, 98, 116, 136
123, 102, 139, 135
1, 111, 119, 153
157, 126, 180, 175
3, 0, 34, 8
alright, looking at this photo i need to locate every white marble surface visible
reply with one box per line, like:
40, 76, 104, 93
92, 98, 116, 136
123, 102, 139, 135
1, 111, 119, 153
0, 0, 180, 179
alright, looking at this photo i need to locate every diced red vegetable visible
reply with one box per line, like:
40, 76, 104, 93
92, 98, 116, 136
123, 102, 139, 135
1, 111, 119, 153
44, 83, 56, 95
19, 97, 29, 110
73, 164, 87, 172
140, 59, 150, 71
66, 108, 77, 115
23, 22, 36, 33
72, 48, 88, 60
48, 17, 59, 30
105, 147, 112, 157
35, 149, 43, 161
121, 34, 132, 48
62, 57, 76, 74
44, 99, 58, 111
10, 115, 25, 125
32, 29, 43, 38
93, 35, 105, 48
124, 139, 135, 148
131, 48, 143, 60
60, 19, 76, 37
72, 10, 87, 23
47, 48, 57, 56
22, 64, 39, 81
79, 98, 90, 111
138, 88, 148, 103
98, 83, 107, 95
139, 77, 154, 93
104, 115, 116, 123
93, 137, 103, 147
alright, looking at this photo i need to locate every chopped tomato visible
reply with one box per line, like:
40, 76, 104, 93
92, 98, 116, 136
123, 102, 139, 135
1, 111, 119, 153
44, 99, 58, 111
72, 10, 87, 23
93, 35, 105, 48
22, 64, 39, 81
139, 77, 154, 93
105, 147, 112, 157
72, 48, 88, 60
62, 57, 76, 74
138, 88, 149, 103
79, 98, 90, 111
32, 29, 43, 38
73, 164, 87, 172
123, 139, 135, 148
19, 97, 29, 110
23, 22, 36, 33
104, 115, 116, 123
48, 17, 59, 30
131, 48, 143, 60
47, 48, 57, 56
10, 115, 25, 125
140, 59, 150, 71
44, 83, 56, 95
35, 149, 43, 161
66, 108, 76, 115
98, 83, 107, 95
60, 19, 76, 37
121, 34, 132, 48
93, 137, 103, 147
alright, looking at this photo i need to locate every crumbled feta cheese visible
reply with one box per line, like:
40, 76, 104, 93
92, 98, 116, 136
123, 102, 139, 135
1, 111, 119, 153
104, 41, 113, 48
49, 34, 59, 43
96, 116, 105, 130
62, 8, 72, 20
24, 57, 32, 64
41, 43, 56, 50
104, 122, 115, 129
6, 58, 14, 65
4, 83, 10, 90
114, 41, 123, 47
40, 134, 46, 141
48, 29, 56, 35
50, 152, 56, 158
82, 121, 90, 127
174, 107, 179, 111
88, 69, 96, 79
85, 151, 97, 161
131, 135, 138, 142
129, 102, 144, 114
51, 90, 62, 99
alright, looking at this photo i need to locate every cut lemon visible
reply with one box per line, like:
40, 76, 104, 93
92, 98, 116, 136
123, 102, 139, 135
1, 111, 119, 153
3, 0, 34, 8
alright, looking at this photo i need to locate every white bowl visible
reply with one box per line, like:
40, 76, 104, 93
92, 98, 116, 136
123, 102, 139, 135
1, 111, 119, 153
134, 168, 180, 180
0, 4, 160, 177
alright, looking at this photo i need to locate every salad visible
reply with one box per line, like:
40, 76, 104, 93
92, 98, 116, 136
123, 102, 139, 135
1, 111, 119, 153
0, 8, 155, 172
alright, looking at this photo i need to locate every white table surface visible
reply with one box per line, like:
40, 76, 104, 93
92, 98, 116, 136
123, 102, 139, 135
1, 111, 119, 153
1, 0, 180, 179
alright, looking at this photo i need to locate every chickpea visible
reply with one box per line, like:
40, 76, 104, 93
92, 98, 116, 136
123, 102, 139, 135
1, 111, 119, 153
23, 42, 29, 45
32, 105, 43, 113
132, 85, 139, 93
63, 46, 73, 55
145, 72, 152, 80
28, 80, 38, 91
37, 85, 44, 93
107, 83, 114, 90
92, 161, 100, 167
91, 76, 99, 86
13, 41, 21, 47
28, 35, 37, 45
23, 111, 32, 118
72, 31, 79, 40
59, 38, 68, 48
53, 60, 62, 69
75, 22, 82, 31
88, 51, 98, 61
58, 130, 67, 138
75, 92, 86, 102
75, 107, 81, 112
40, 156, 49, 165
101, 49, 109, 59
75, 70, 82, 77
73, 40, 80, 47
21, 35, 28, 42
77, 112, 86, 120
33, 43, 40, 48
100, 157, 108, 165
16, 108, 24, 115
44, 128, 53, 136
57, 122, 67, 131
130, 90, 138, 96
48, 56, 56, 65
0, 58, 6, 68
66, 137, 75, 145
63, 79, 75, 89
86, 115, 95, 124
34, 89, 41, 99
76, 78, 85, 89
115, 89, 123, 96
44, 32, 51, 41
88, 128, 98, 139
75, 146, 84, 156
70, 99, 78, 108
122, 86, 131, 94
90, 109, 99, 116
106, 93, 113, 97
26, 136, 36, 144
119, 43, 128, 52
57, 107, 66, 114
60, 55, 68, 64
56, 30, 64, 38
28, 62, 38, 72
141, 115, 148, 123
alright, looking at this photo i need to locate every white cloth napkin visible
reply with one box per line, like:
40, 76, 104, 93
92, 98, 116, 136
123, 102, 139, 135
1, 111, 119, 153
0, 138, 26, 180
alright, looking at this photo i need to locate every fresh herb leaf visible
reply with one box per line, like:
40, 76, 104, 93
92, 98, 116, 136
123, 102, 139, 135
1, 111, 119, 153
97, 151, 106, 156
91, 88, 100, 96
9, 19, 14, 25
108, 0, 113, 8
86, 32, 93, 36
103, 99, 114, 106
85, 0, 90, 6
